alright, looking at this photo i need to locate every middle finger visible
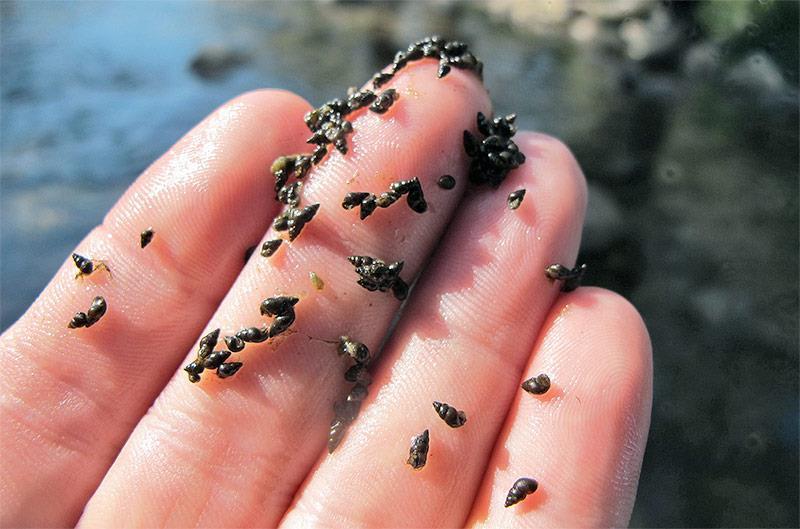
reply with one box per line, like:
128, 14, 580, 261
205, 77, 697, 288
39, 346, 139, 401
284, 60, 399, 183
280, 132, 587, 528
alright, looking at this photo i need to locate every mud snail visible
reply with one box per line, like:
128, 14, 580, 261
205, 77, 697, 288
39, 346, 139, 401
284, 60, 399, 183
328, 336, 373, 453
71, 252, 110, 279
372, 35, 484, 88
183, 328, 243, 383
342, 177, 427, 220
407, 429, 430, 470
437, 174, 456, 190
545, 263, 587, 292
183, 296, 299, 383
505, 477, 539, 507
369, 88, 399, 114
261, 239, 282, 258
67, 296, 107, 329
433, 401, 467, 428
140, 227, 154, 248
273, 203, 320, 242
464, 112, 526, 188
508, 189, 526, 210
522, 373, 551, 395
347, 255, 409, 301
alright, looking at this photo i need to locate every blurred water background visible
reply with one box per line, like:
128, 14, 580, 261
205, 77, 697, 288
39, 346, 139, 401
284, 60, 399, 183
1, 1, 797, 526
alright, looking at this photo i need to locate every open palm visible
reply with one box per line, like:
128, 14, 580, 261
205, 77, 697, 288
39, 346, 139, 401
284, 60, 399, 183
0, 62, 652, 528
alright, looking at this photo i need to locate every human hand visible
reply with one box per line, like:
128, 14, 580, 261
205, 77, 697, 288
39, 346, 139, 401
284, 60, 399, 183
0, 60, 652, 528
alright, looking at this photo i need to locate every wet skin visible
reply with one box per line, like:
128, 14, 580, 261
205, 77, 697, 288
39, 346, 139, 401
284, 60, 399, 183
0, 59, 651, 528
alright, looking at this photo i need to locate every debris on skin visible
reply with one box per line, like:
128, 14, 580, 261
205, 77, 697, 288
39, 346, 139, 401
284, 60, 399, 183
463, 112, 526, 188
67, 296, 107, 329
309, 271, 325, 291
507, 189, 526, 210
407, 429, 430, 470
521, 373, 551, 395
437, 174, 456, 190
140, 227, 154, 248
432, 401, 467, 428
504, 477, 538, 507
347, 255, 409, 300
71, 252, 110, 279
342, 177, 426, 220
544, 263, 587, 292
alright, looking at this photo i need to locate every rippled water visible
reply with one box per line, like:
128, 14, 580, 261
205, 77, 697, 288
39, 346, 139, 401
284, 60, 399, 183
1, 1, 797, 526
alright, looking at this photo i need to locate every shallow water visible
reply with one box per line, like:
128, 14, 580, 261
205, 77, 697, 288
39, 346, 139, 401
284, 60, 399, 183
1, 1, 797, 526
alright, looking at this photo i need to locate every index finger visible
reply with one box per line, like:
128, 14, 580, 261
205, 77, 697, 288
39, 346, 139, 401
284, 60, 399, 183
0, 89, 311, 527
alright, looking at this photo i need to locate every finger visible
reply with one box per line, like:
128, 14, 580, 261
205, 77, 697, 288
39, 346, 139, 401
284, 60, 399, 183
467, 287, 652, 528
280, 132, 588, 528
79, 62, 491, 528
0, 90, 311, 527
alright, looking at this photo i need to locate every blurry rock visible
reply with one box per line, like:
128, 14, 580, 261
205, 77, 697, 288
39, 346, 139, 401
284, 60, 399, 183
484, 0, 571, 34
726, 52, 787, 97
690, 287, 751, 327
683, 42, 721, 78
582, 183, 624, 255
619, 5, 685, 67
189, 45, 250, 80
568, 14, 600, 43
593, 150, 647, 187
575, 0, 651, 21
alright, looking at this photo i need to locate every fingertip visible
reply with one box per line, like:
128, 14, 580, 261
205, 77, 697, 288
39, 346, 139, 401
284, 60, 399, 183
469, 287, 652, 528
220, 88, 313, 122
516, 131, 588, 226
538, 286, 653, 447
557, 287, 653, 443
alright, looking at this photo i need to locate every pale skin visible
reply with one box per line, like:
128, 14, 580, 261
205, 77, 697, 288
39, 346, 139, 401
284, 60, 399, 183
0, 62, 652, 528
